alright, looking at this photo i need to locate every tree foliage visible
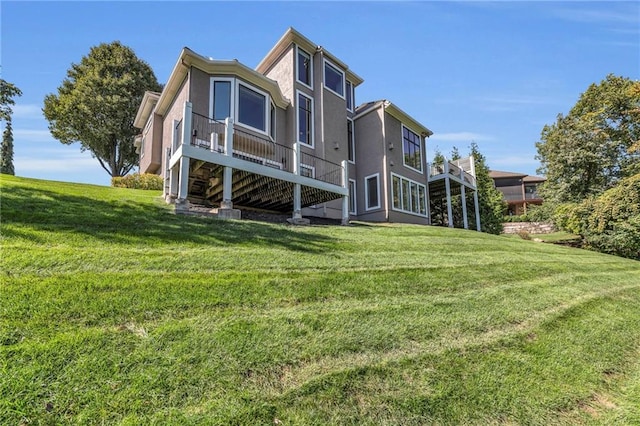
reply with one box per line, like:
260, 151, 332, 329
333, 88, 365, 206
470, 142, 506, 234
43, 42, 162, 177
1, 121, 15, 175
0, 79, 22, 175
536, 74, 640, 204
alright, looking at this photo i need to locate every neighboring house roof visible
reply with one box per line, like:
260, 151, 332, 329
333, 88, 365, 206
354, 100, 433, 137
256, 27, 364, 87
134, 47, 290, 129
489, 170, 527, 179
523, 175, 546, 183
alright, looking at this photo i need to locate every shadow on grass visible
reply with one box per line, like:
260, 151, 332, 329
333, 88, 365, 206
1, 185, 336, 253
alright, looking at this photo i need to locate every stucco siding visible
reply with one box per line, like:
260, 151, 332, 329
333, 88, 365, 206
189, 67, 210, 117
265, 46, 294, 104
353, 107, 386, 221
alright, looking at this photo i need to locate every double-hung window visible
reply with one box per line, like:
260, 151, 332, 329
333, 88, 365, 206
348, 179, 357, 214
297, 47, 312, 88
324, 59, 344, 98
391, 173, 427, 216
402, 125, 422, 172
212, 79, 232, 121
297, 91, 314, 146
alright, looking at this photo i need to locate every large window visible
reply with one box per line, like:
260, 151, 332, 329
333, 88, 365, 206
212, 80, 232, 121
238, 84, 266, 132
347, 119, 355, 163
210, 78, 272, 136
365, 173, 380, 210
346, 80, 354, 111
392, 174, 427, 216
324, 59, 344, 98
297, 91, 313, 146
402, 125, 422, 172
297, 47, 312, 88
349, 179, 357, 214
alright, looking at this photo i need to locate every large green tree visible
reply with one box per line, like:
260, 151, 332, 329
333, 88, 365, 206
43, 42, 162, 177
470, 142, 506, 234
0, 78, 22, 175
536, 74, 640, 203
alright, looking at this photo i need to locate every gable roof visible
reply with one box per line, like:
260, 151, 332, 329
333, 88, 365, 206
354, 100, 433, 137
256, 27, 364, 87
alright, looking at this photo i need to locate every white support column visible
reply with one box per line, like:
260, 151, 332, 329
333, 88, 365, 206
444, 162, 453, 228
175, 156, 190, 212
341, 160, 349, 226
182, 102, 192, 149
474, 189, 481, 231
292, 142, 302, 220
218, 117, 240, 219
461, 184, 468, 230
168, 165, 178, 203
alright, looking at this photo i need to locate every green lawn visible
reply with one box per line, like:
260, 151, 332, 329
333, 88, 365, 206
2, 174, 639, 425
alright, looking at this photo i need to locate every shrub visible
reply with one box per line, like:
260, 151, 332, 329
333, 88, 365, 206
112, 173, 163, 190
517, 229, 531, 240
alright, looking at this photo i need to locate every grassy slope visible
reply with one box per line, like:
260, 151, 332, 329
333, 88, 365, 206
1, 174, 639, 425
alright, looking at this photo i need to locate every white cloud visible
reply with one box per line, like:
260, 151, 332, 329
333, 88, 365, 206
14, 154, 98, 173
13, 129, 54, 142
430, 132, 494, 142
12, 104, 44, 120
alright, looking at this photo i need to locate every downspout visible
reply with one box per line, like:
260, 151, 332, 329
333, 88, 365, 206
381, 101, 389, 222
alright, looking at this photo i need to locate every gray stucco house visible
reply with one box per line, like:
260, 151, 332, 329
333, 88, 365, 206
134, 28, 480, 229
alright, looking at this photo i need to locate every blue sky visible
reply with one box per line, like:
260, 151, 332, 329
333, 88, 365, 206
2, 1, 639, 186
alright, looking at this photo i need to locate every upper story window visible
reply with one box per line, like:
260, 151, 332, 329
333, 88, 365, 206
324, 59, 345, 98
347, 119, 355, 163
210, 78, 272, 136
297, 47, 313, 88
212, 80, 232, 121
237, 84, 267, 132
402, 125, 422, 172
297, 91, 314, 147
346, 81, 354, 111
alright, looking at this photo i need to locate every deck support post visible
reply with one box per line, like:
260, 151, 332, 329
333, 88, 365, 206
218, 117, 241, 219
176, 156, 190, 212
288, 142, 309, 225
461, 184, 468, 230
474, 189, 481, 231
444, 162, 453, 228
341, 160, 349, 226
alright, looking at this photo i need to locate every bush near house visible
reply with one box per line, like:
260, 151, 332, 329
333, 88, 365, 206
111, 173, 163, 190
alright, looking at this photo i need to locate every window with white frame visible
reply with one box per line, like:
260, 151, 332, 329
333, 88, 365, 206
402, 125, 422, 172
210, 78, 272, 136
346, 80, 354, 111
237, 84, 267, 132
365, 173, 380, 210
297, 91, 313, 146
297, 47, 312, 88
270, 102, 276, 140
301, 164, 315, 178
347, 119, 355, 163
392, 173, 427, 216
324, 59, 344, 98
348, 179, 357, 214
212, 79, 232, 121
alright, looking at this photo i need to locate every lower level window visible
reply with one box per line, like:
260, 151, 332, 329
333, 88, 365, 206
348, 179, 356, 214
392, 174, 427, 216
365, 173, 380, 210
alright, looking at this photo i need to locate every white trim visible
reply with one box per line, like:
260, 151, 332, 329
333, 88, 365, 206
346, 80, 354, 112
269, 101, 276, 141
364, 173, 381, 211
401, 124, 423, 173
235, 81, 270, 136
390, 172, 428, 217
323, 58, 345, 99
300, 163, 315, 178
296, 90, 314, 148
348, 178, 357, 215
295, 45, 313, 90
347, 118, 355, 164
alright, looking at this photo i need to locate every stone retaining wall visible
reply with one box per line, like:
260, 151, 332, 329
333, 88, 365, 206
502, 222, 555, 234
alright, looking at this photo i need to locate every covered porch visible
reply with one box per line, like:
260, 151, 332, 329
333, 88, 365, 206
166, 102, 349, 224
